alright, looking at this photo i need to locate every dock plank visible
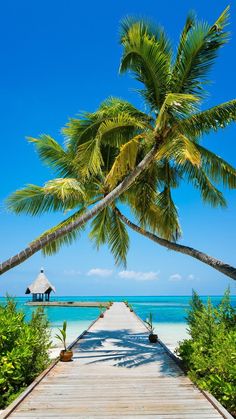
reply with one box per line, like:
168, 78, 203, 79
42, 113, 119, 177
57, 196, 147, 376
3, 303, 230, 418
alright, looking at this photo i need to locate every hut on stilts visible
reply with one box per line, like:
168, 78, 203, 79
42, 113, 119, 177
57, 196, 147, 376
25, 268, 56, 302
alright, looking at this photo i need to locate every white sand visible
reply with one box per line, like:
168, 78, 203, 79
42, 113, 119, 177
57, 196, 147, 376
154, 322, 189, 353
49, 320, 189, 359
49, 320, 91, 359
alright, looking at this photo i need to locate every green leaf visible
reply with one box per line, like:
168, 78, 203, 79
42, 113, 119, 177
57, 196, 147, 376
179, 99, 236, 138
155, 187, 181, 241
89, 207, 113, 248
75, 138, 104, 178
6, 185, 66, 216
171, 7, 230, 97
63, 97, 151, 150
105, 135, 141, 189
180, 161, 227, 207
108, 210, 129, 267
156, 134, 201, 167
44, 178, 86, 203
196, 144, 236, 188
33, 207, 87, 256
6, 178, 85, 216
28, 135, 74, 177
120, 18, 172, 110
156, 93, 199, 129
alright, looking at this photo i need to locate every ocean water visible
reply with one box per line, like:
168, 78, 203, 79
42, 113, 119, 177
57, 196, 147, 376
1, 295, 235, 352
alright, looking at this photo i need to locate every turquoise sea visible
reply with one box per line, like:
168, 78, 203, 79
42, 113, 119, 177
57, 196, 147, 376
1, 295, 236, 352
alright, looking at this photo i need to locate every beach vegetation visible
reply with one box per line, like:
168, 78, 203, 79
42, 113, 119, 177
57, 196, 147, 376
0, 299, 51, 409
55, 321, 73, 361
145, 312, 155, 334
55, 320, 67, 351
2, 7, 236, 280
145, 312, 158, 343
99, 304, 105, 318
177, 289, 236, 416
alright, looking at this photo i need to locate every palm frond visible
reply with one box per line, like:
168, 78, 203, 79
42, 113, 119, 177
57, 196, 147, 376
28, 135, 74, 177
120, 16, 171, 54
178, 99, 236, 137
67, 104, 150, 178
155, 187, 181, 241
89, 207, 113, 247
94, 97, 152, 122
33, 208, 86, 256
89, 205, 129, 266
171, 6, 230, 97
120, 18, 172, 110
44, 178, 86, 203
97, 112, 150, 146
156, 93, 199, 129
108, 210, 129, 266
63, 97, 152, 150
196, 144, 236, 188
122, 163, 160, 226
75, 138, 104, 178
156, 134, 201, 167
6, 185, 65, 215
7, 179, 85, 216
105, 135, 141, 189
181, 161, 227, 207
63, 117, 100, 151
174, 12, 196, 72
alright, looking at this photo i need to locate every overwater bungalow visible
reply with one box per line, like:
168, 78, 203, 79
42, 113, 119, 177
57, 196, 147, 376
25, 268, 56, 302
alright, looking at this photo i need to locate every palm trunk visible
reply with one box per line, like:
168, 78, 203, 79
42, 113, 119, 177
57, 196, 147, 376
115, 208, 236, 281
0, 144, 158, 275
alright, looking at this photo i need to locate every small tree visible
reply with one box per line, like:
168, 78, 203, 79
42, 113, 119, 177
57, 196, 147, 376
0, 299, 51, 409
177, 290, 236, 415
55, 321, 67, 351
145, 313, 155, 334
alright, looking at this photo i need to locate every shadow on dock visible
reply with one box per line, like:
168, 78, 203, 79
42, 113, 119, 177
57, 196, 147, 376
73, 328, 183, 376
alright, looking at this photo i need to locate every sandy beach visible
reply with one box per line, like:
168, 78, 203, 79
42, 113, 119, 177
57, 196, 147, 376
49, 319, 189, 359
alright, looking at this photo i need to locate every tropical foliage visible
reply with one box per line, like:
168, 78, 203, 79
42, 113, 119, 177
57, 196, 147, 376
176, 290, 236, 416
145, 312, 155, 334
55, 321, 68, 351
5, 6, 236, 274
0, 299, 51, 409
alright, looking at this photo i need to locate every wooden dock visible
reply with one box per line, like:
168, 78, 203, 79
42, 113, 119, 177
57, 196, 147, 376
2, 303, 232, 418
25, 301, 109, 307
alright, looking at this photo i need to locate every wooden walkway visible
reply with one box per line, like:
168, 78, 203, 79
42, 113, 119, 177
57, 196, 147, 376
3, 303, 231, 418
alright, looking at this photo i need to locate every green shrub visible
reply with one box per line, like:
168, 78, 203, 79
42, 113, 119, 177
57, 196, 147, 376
176, 289, 236, 416
0, 299, 52, 409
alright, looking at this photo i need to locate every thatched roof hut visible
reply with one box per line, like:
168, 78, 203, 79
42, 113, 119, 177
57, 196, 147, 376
25, 268, 56, 301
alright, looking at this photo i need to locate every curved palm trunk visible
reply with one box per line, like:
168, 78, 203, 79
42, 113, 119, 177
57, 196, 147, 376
115, 208, 236, 281
0, 144, 158, 275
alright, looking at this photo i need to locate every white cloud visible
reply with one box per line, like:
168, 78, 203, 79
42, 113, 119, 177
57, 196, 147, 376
118, 270, 159, 281
169, 273, 182, 281
87, 268, 113, 277
187, 274, 195, 281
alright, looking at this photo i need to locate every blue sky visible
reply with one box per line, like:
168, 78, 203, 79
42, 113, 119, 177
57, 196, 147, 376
0, 0, 236, 296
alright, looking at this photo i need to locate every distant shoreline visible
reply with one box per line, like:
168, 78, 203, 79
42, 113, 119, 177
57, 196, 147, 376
1, 294, 236, 298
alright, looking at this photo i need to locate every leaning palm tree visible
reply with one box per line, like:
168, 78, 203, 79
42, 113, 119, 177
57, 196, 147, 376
2, 6, 236, 279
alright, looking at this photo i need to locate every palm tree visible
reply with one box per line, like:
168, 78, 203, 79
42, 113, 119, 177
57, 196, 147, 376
114, 208, 236, 280
1, 6, 236, 278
